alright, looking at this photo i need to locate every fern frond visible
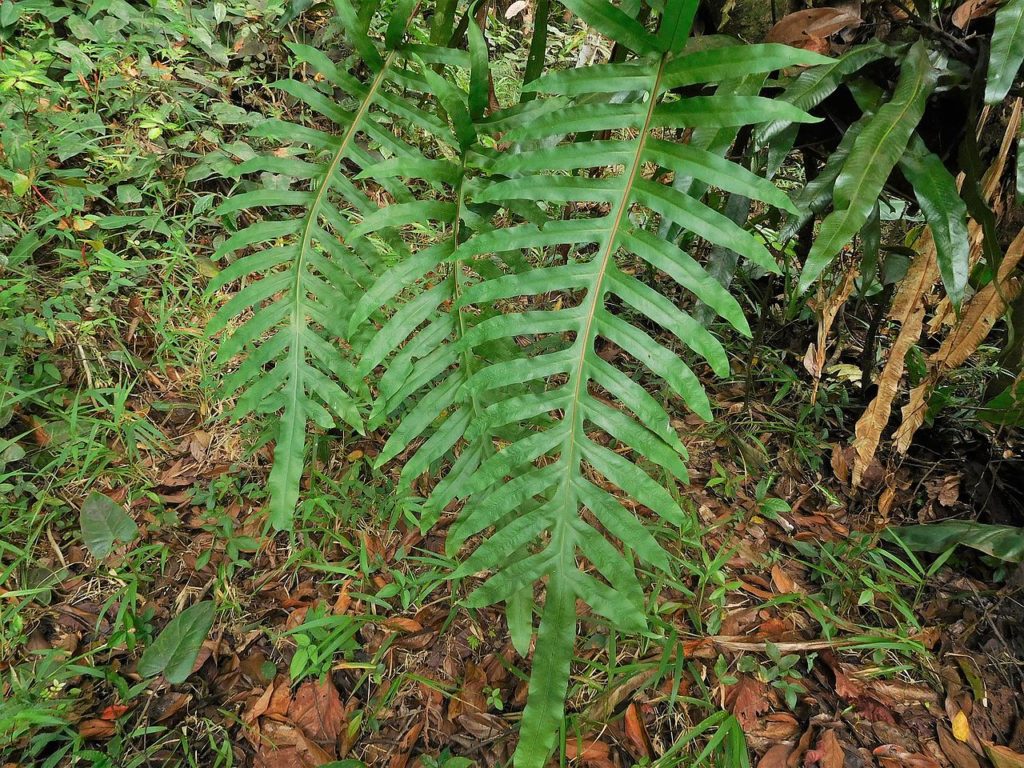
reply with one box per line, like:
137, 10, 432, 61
348, 19, 520, 531
208, 1, 466, 529
422, 5, 827, 765
798, 40, 937, 292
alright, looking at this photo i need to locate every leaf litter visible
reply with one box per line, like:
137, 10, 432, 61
9, 321, 1024, 768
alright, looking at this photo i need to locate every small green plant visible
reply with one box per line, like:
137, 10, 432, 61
706, 461, 741, 499
419, 752, 475, 768
753, 475, 792, 522
283, 604, 362, 682
735, 643, 806, 711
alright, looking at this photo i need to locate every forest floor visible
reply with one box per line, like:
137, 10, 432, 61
3, 3, 1024, 768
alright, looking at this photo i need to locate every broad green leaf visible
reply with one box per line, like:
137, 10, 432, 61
528, 62, 655, 95
512, 574, 575, 768
80, 492, 139, 559
12, 173, 30, 197
644, 139, 799, 213
782, 113, 870, 241
799, 41, 936, 292
756, 41, 889, 145
559, 0, 660, 55
661, 43, 831, 91
138, 601, 216, 683
889, 522, 1024, 563
899, 135, 970, 309
986, 0, 1024, 104
657, 0, 698, 54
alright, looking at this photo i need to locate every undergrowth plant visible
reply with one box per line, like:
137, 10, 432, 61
211, 0, 823, 763
208, 0, 1024, 765
209, 0, 468, 528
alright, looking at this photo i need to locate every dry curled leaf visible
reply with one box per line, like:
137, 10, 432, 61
388, 719, 423, 768
952, 0, 999, 28
937, 724, 982, 768
805, 729, 845, 768
771, 563, 805, 595
624, 702, 654, 759
505, 0, 528, 18
565, 738, 614, 767
78, 718, 116, 740
583, 668, 657, 722
894, 227, 1024, 453
874, 744, 942, 768
809, 267, 857, 404
852, 231, 932, 485
449, 661, 488, 719
727, 675, 769, 729
766, 7, 861, 48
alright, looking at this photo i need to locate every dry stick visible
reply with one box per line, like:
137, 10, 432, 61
744, 272, 776, 411
886, 0, 975, 57
860, 282, 895, 396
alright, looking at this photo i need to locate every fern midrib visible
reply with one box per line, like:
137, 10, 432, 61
450, 157, 483, 414
556, 54, 669, 517
288, 55, 396, 340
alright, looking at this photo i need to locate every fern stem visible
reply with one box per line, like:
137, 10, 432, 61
558, 54, 668, 486
450, 159, 484, 417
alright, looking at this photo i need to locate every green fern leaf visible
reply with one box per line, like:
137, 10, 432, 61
408, 6, 824, 765
347, 17, 506, 532
209, 3, 458, 529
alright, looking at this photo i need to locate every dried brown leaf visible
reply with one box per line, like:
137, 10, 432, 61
895, 227, 1024, 452
852, 228, 936, 484
771, 564, 805, 595
288, 678, 344, 744
624, 702, 654, 759
805, 730, 845, 768
726, 675, 769, 730
852, 300, 924, 484
151, 692, 192, 723
766, 8, 862, 47
565, 738, 614, 767
810, 267, 857, 404
788, 726, 816, 768
758, 744, 794, 768
332, 580, 351, 615
937, 725, 982, 768
583, 668, 657, 722
449, 661, 488, 719
388, 719, 423, 768
952, 0, 999, 28
78, 719, 116, 740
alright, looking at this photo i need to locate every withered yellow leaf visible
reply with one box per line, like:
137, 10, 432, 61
952, 710, 970, 742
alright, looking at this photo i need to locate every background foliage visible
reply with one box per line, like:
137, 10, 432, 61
2, 0, 1024, 766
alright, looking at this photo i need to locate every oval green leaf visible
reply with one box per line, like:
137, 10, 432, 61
80, 492, 140, 559
138, 601, 216, 683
